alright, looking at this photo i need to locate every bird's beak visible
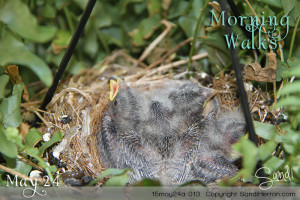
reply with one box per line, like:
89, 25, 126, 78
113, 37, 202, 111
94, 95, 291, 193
109, 78, 120, 101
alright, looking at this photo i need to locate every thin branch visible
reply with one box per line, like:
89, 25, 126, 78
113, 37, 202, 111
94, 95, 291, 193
136, 20, 175, 67
0, 164, 45, 184
146, 37, 193, 70
244, 0, 273, 53
142, 53, 208, 79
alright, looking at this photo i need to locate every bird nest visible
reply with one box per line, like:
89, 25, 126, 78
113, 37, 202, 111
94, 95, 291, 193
38, 50, 274, 184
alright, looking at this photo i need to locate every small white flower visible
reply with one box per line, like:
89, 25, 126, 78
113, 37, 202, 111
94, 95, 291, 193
53, 151, 60, 159
199, 72, 208, 79
29, 170, 42, 178
43, 133, 51, 142
244, 82, 253, 92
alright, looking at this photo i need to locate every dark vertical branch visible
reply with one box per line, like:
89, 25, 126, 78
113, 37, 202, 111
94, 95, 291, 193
218, 0, 267, 186
226, 0, 252, 42
32, 0, 96, 127
226, 0, 263, 63
33, 0, 96, 126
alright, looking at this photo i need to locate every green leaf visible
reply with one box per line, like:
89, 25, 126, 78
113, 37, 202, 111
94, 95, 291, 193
72, 0, 89, 10
0, 126, 18, 158
264, 156, 284, 174
129, 14, 161, 46
276, 59, 289, 81
192, 0, 203, 18
25, 128, 43, 147
168, 0, 188, 19
48, 165, 58, 173
0, 75, 9, 100
278, 81, 300, 96
276, 128, 300, 154
40, 3, 56, 19
178, 16, 198, 38
0, 32, 53, 86
290, 1, 300, 20
92, 2, 114, 29
53, 30, 72, 47
286, 57, 300, 76
276, 96, 300, 108
84, 28, 99, 59
99, 168, 129, 177
88, 168, 130, 186
0, 83, 24, 128
281, 0, 296, 16
39, 130, 64, 156
4, 127, 19, 140
25, 147, 40, 156
104, 173, 129, 186
0, 0, 57, 43
25, 147, 47, 168
134, 178, 161, 186
258, 140, 277, 161
232, 137, 258, 179
147, 0, 161, 16
4, 156, 32, 176
254, 121, 277, 140
257, 0, 282, 8
101, 27, 124, 47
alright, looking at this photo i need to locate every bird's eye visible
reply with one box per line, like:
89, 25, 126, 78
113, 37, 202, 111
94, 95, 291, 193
114, 100, 118, 106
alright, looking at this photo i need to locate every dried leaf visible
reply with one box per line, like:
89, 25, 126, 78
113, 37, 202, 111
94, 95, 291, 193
244, 52, 277, 82
5, 65, 22, 84
5, 65, 30, 101
206, 1, 222, 31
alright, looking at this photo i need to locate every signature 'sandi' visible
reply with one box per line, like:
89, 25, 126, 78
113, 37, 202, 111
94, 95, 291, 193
255, 166, 294, 190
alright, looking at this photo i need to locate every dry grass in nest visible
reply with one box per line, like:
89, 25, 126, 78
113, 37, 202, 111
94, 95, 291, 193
36, 50, 274, 180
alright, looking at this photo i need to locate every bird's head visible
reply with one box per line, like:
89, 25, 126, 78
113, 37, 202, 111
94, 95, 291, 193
107, 77, 141, 131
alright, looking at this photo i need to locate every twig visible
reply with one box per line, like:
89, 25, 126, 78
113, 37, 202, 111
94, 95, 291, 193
20, 101, 42, 107
250, 91, 260, 112
102, 50, 148, 68
32, 109, 51, 128
17, 155, 44, 172
47, 88, 93, 108
125, 52, 208, 81
0, 164, 45, 184
141, 53, 208, 79
135, 20, 175, 67
119, 51, 148, 68
244, 0, 273, 53
146, 37, 193, 70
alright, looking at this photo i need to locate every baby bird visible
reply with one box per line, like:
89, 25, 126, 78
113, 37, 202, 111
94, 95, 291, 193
97, 78, 245, 185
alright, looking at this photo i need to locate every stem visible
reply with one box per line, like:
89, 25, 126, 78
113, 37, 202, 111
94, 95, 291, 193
244, 0, 273, 53
288, 16, 300, 59
45, 167, 55, 186
186, 0, 210, 78
64, 6, 75, 33
277, 27, 284, 62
